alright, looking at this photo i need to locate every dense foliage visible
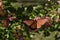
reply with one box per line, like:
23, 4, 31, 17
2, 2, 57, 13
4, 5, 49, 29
0, 0, 60, 40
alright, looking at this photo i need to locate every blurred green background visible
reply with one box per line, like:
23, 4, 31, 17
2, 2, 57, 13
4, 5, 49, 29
0, 0, 60, 40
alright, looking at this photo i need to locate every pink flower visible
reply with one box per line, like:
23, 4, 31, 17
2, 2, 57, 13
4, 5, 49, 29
45, 16, 50, 20
48, 0, 50, 1
0, 1, 2, 6
0, 0, 3, 8
0, 2, 2, 6
45, 16, 50, 19
57, 1, 60, 5
34, 17, 41, 20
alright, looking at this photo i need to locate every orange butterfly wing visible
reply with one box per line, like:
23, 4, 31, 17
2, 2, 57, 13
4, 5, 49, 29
23, 19, 49, 30
37, 19, 48, 29
23, 20, 34, 26
23, 20, 37, 30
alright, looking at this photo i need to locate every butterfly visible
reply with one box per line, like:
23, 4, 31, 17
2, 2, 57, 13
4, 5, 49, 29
23, 17, 51, 30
